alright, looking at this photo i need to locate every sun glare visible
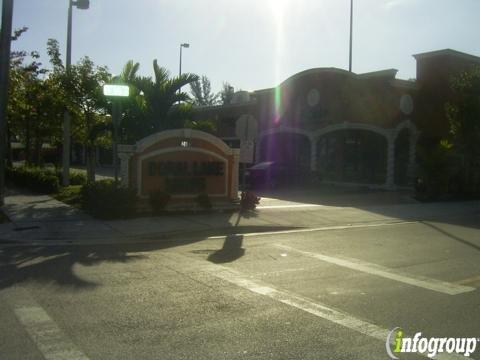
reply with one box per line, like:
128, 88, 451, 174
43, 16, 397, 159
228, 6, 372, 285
268, 0, 292, 125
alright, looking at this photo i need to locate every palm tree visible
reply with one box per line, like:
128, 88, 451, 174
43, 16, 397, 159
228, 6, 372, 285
117, 59, 198, 140
114, 61, 150, 142
140, 59, 198, 130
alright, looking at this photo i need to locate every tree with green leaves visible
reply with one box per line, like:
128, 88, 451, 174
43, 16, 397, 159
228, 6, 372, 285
445, 66, 480, 195
219, 82, 235, 105
7, 28, 63, 166
113, 60, 150, 143
139, 60, 198, 130
116, 59, 198, 140
47, 39, 111, 182
190, 75, 219, 106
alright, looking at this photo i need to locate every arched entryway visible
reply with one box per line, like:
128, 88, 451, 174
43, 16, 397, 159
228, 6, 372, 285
259, 132, 311, 172
316, 129, 387, 184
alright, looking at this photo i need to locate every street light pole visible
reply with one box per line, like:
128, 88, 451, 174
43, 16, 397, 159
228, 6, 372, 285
62, 0, 89, 186
62, 0, 73, 186
178, 43, 189, 93
349, 0, 353, 72
0, 0, 14, 206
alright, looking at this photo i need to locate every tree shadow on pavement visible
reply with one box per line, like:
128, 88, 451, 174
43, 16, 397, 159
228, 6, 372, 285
207, 234, 245, 264
0, 209, 273, 291
0, 245, 147, 290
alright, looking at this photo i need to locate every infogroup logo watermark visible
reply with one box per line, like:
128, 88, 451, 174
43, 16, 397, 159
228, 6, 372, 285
386, 327, 479, 359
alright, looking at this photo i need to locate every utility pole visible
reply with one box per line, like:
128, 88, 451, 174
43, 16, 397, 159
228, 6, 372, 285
0, 0, 14, 206
62, 0, 73, 186
178, 43, 189, 94
349, 0, 353, 72
63, 0, 89, 186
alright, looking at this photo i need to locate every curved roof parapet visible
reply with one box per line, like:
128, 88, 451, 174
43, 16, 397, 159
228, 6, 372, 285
254, 67, 404, 94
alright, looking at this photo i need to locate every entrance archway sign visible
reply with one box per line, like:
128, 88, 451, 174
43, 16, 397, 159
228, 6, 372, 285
118, 129, 240, 203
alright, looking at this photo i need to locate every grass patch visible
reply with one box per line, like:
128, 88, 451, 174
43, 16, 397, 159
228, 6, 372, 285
53, 185, 82, 208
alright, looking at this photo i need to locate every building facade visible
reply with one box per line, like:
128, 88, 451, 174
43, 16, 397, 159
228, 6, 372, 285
193, 49, 480, 189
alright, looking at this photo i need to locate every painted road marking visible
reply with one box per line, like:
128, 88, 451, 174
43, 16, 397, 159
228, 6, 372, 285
275, 244, 475, 296
205, 220, 419, 240
14, 306, 89, 360
455, 275, 480, 286
161, 252, 472, 360
257, 204, 327, 209
0, 220, 419, 247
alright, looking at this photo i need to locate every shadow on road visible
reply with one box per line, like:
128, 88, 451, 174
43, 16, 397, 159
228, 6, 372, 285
0, 211, 261, 291
0, 246, 147, 290
421, 221, 480, 253
207, 234, 245, 264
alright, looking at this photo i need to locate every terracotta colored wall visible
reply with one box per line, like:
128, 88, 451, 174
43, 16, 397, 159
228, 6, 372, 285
129, 135, 235, 200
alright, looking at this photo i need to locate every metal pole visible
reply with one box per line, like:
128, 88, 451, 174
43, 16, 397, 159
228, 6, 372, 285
178, 44, 183, 95
0, 0, 14, 206
179, 44, 183, 77
349, 0, 353, 72
112, 101, 121, 186
62, 0, 73, 186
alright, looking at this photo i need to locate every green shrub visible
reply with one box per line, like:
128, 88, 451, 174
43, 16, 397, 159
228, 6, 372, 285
195, 192, 212, 210
240, 191, 260, 211
57, 171, 87, 186
149, 190, 171, 213
80, 180, 137, 219
6, 166, 59, 194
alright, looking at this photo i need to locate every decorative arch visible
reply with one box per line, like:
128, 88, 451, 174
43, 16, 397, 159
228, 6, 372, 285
257, 126, 313, 141
312, 122, 392, 140
392, 119, 419, 140
136, 128, 234, 155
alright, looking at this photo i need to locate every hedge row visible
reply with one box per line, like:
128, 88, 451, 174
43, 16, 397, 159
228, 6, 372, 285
6, 166, 87, 194
80, 180, 137, 219
6, 166, 60, 193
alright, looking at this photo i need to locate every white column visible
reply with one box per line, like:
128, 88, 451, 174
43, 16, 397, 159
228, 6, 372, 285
118, 153, 132, 188
117, 144, 136, 188
385, 133, 396, 190
407, 133, 418, 186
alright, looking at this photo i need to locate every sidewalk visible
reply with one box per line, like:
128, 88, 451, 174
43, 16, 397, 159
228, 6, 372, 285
0, 189, 291, 245
1, 187, 479, 246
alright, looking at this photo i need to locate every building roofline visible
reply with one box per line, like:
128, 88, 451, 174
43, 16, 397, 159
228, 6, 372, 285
357, 68, 398, 79
412, 48, 480, 63
253, 67, 404, 95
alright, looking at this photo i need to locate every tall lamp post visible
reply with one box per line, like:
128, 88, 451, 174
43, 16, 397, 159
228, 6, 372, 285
178, 43, 189, 93
62, 0, 90, 186
349, 0, 353, 72
0, 0, 14, 206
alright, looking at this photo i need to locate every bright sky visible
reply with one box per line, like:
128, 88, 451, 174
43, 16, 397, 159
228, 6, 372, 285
11, 0, 480, 93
